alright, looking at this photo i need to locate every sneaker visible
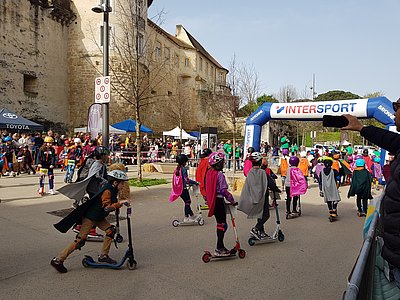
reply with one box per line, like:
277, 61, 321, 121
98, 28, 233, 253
259, 231, 271, 239
48, 189, 55, 195
88, 228, 103, 239
357, 211, 363, 217
250, 227, 262, 240
98, 254, 117, 264
50, 257, 68, 273
72, 225, 81, 234
183, 217, 190, 222
189, 214, 198, 221
214, 247, 230, 256
4, 172, 9, 176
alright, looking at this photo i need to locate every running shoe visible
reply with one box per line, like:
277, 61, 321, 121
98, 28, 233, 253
50, 257, 68, 273
98, 254, 117, 264
214, 247, 230, 256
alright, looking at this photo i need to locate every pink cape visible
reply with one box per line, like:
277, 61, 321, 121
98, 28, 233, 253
243, 159, 252, 177
290, 168, 308, 197
169, 168, 183, 202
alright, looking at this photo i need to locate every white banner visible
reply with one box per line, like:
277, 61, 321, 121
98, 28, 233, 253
243, 125, 254, 158
270, 99, 368, 119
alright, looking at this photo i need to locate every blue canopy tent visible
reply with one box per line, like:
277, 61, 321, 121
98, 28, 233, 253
189, 131, 200, 139
111, 118, 153, 133
0, 108, 43, 131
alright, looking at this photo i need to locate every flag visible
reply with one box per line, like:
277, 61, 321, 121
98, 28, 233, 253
87, 103, 102, 138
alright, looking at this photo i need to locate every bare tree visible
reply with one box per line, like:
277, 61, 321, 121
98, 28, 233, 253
277, 85, 298, 103
98, 1, 172, 181
165, 76, 190, 142
239, 63, 261, 106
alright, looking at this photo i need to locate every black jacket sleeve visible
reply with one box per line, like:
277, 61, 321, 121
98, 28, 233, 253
360, 126, 400, 155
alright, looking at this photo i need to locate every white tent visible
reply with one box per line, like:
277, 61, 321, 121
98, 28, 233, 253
74, 125, 126, 134
162, 126, 196, 140
342, 140, 351, 146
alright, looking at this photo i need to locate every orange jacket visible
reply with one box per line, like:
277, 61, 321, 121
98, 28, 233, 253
298, 158, 309, 176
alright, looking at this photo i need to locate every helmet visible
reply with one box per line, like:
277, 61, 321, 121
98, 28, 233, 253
282, 148, 289, 156
74, 138, 81, 143
44, 136, 54, 143
3, 136, 12, 142
373, 157, 381, 163
289, 156, 300, 167
249, 152, 263, 162
176, 154, 189, 165
107, 170, 129, 182
356, 158, 366, 167
208, 152, 225, 166
323, 156, 333, 167
202, 148, 212, 157
95, 146, 110, 156
64, 140, 70, 146
362, 149, 369, 156
347, 157, 353, 163
247, 147, 255, 154
300, 151, 307, 158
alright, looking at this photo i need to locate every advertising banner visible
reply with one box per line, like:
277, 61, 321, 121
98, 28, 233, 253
270, 99, 369, 119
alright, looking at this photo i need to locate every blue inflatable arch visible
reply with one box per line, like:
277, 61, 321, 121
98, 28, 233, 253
244, 97, 396, 152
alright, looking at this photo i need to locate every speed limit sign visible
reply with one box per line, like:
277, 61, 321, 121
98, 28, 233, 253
94, 76, 111, 103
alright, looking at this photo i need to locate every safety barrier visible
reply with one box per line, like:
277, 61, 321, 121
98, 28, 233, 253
343, 194, 383, 299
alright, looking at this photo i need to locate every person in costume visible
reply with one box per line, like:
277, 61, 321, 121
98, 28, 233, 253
37, 136, 57, 195
195, 148, 212, 208
169, 154, 199, 222
284, 156, 307, 217
319, 157, 341, 218
347, 158, 372, 217
51, 170, 130, 273
205, 152, 236, 256
239, 152, 279, 240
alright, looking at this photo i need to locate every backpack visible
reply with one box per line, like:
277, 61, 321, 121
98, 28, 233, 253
76, 157, 95, 182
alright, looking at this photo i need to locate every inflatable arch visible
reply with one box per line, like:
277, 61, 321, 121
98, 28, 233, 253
244, 97, 396, 152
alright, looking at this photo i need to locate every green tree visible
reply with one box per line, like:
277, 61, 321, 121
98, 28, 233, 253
256, 94, 278, 106
315, 90, 361, 101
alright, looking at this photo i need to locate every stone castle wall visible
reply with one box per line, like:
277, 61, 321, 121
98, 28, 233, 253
0, 1, 69, 130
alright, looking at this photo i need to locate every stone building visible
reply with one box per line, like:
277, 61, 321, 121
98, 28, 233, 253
0, 0, 76, 130
0, 0, 228, 133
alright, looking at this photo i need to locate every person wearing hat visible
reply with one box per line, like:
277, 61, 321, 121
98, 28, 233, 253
347, 158, 372, 217
37, 136, 57, 195
343, 108, 400, 286
318, 157, 341, 219
51, 170, 130, 273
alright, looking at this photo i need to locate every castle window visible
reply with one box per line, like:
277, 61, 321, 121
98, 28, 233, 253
184, 57, 189, 67
199, 57, 203, 71
23, 74, 38, 96
155, 41, 161, 57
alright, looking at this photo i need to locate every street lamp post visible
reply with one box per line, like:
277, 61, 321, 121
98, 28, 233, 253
92, 0, 111, 148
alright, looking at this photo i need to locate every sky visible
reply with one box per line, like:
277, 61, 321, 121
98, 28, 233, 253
149, 0, 400, 101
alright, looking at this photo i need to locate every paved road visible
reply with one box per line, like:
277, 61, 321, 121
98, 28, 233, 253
0, 168, 373, 299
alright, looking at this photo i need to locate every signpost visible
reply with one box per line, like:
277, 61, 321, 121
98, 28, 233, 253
95, 76, 110, 103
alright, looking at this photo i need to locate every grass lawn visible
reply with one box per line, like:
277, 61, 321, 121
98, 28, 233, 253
128, 178, 168, 187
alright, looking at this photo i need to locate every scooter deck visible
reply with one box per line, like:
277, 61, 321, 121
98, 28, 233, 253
329, 215, 339, 222
172, 217, 204, 227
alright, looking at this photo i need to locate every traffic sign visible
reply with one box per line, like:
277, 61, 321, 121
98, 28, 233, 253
94, 76, 111, 103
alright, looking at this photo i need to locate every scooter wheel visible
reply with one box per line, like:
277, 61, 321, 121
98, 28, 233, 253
116, 234, 123, 243
238, 249, 246, 259
202, 253, 211, 263
248, 238, 256, 246
82, 256, 94, 268
198, 218, 205, 226
172, 220, 179, 227
127, 259, 137, 270
278, 231, 285, 242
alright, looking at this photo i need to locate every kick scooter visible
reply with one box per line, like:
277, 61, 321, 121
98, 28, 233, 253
172, 184, 205, 227
248, 199, 285, 246
202, 203, 246, 263
82, 203, 137, 270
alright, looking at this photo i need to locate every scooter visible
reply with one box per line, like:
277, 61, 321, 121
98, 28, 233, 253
202, 203, 246, 263
248, 200, 285, 246
286, 196, 302, 219
82, 203, 137, 270
172, 185, 205, 227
